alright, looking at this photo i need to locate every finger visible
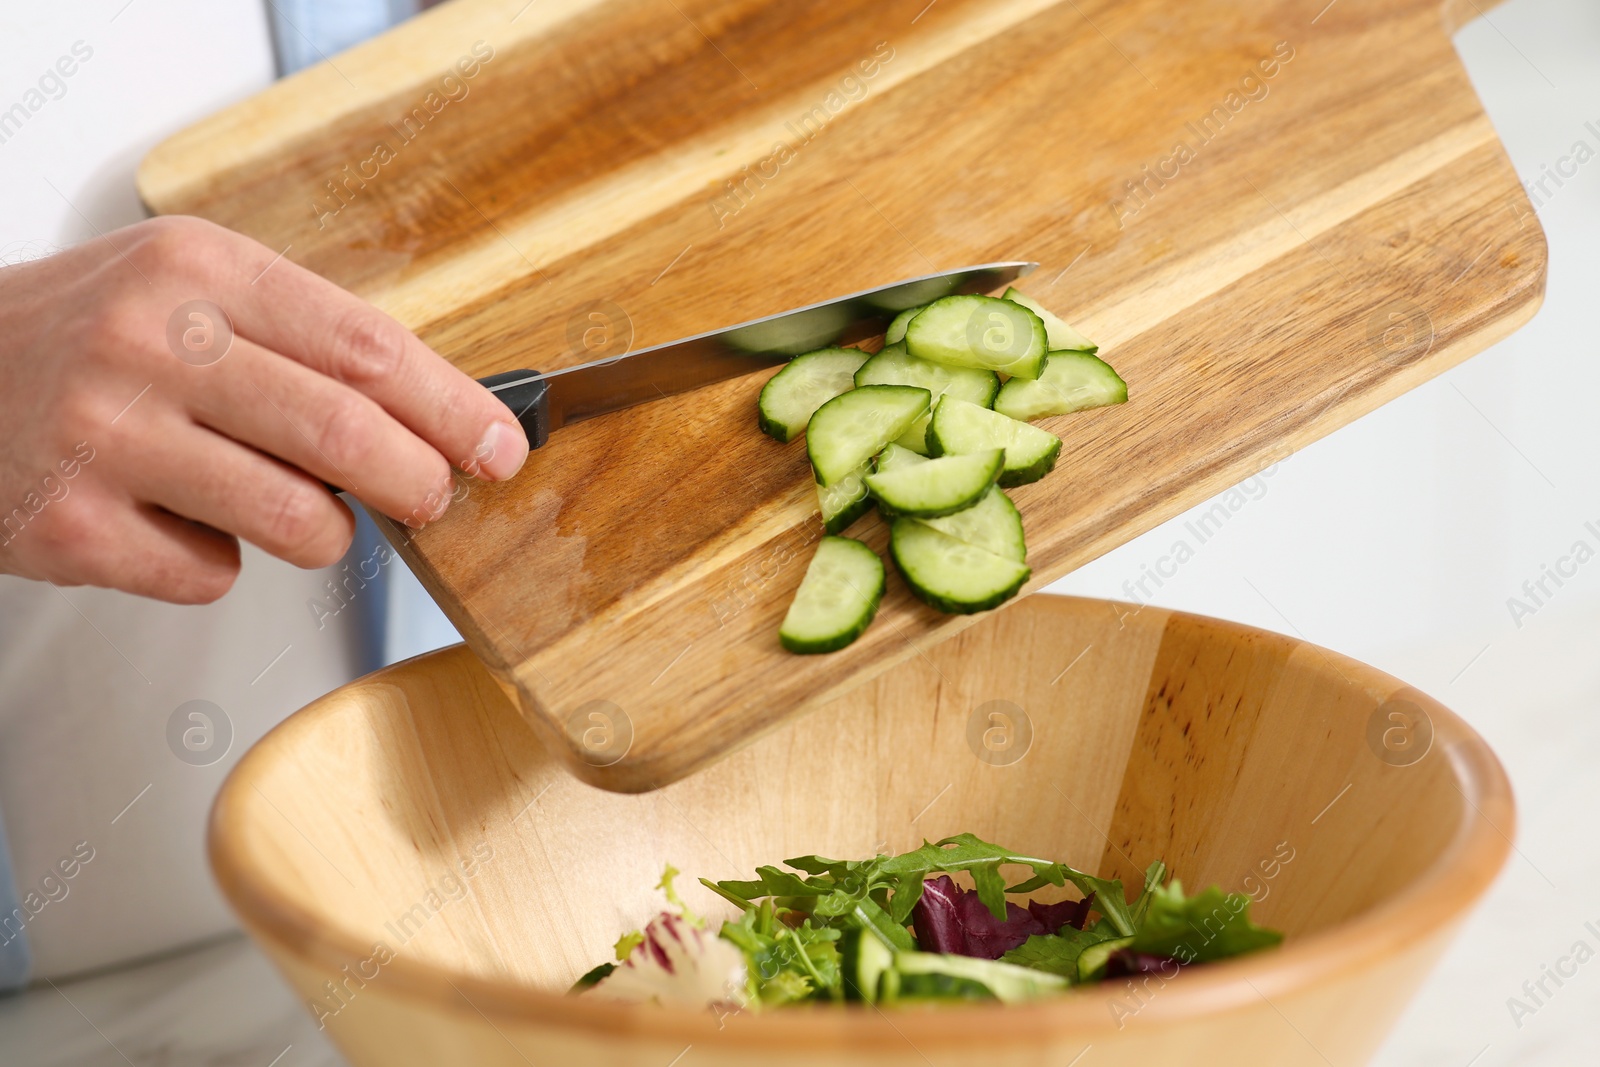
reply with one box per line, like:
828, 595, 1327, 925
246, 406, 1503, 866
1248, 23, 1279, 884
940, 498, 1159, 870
20, 492, 240, 605
110, 505, 243, 604
210, 230, 529, 480
120, 415, 357, 570
180, 334, 454, 523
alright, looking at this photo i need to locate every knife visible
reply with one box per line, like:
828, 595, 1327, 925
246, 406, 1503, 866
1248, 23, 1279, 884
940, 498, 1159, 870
477, 262, 1037, 448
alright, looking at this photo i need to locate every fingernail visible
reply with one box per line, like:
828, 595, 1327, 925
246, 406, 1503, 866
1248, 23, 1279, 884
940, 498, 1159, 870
475, 420, 529, 481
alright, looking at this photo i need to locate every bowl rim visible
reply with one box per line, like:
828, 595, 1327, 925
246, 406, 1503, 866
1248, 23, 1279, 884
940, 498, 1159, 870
210, 595, 1515, 1048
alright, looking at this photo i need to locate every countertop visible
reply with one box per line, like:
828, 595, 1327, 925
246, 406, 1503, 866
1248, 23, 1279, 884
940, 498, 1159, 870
0, 936, 341, 1067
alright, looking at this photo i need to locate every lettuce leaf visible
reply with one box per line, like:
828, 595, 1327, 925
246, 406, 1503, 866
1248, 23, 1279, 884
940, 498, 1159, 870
999, 922, 1124, 980
719, 901, 843, 1005
1128, 880, 1283, 963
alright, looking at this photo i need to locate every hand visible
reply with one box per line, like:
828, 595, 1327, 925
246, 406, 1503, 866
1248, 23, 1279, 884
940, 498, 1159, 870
0, 215, 529, 603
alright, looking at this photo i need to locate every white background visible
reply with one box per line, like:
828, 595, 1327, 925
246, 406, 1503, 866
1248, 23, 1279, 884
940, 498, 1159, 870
1054, 3, 1600, 1062
0, 0, 1594, 1062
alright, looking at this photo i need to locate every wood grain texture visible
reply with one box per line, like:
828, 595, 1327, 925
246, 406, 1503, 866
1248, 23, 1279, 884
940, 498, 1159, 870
209, 595, 1515, 1066
140, 0, 1546, 790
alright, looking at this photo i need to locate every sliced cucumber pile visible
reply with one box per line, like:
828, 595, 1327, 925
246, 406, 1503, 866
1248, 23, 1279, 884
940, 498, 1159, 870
754, 287, 1124, 651
807, 385, 930, 486
866, 449, 1004, 519
855, 343, 1000, 455
904, 294, 1048, 379
779, 536, 885, 654
994, 350, 1127, 421
927, 396, 1062, 487
757, 347, 871, 443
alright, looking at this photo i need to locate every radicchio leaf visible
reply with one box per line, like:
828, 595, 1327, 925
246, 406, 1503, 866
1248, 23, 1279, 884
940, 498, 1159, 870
909, 875, 966, 953
912, 875, 1058, 959
592, 912, 749, 1009
1027, 893, 1094, 935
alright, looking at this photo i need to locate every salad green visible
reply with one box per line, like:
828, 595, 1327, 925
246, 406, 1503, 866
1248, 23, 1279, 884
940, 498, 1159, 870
576, 834, 1281, 1009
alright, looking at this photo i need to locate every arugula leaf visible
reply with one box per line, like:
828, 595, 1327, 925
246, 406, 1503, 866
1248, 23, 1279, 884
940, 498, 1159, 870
879, 834, 1067, 879
1130, 860, 1168, 927
853, 896, 918, 951
715, 865, 823, 901
784, 854, 876, 879
1129, 880, 1282, 963
968, 862, 1010, 921
701, 878, 757, 911
887, 871, 926, 925
1064, 871, 1135, 936
893, 836, 1140, 934
1000, 923, 1123, 980
877, 834, 1070, 922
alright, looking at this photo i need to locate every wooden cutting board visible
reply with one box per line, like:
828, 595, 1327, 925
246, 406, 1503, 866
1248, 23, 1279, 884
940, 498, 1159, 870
140, 0, 1544, 792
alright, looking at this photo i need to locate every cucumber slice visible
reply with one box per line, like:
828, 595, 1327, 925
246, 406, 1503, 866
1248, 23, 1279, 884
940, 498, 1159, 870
854, 341, 907, 384
1002, 287, 1097, 353
857, 346, 1001, 407
756, 347, 871, 443
885, 306, 926, 345
841, 928, 895, 1003
895, 417, 935, 456
926, 397, 1062, 487
865, 449, 1003, 519
779, 536, 885, 654
904, 294, 1048, 379
891, 951, 1069, 1004
1076, 936, 1136, 983
889, 518, 1031, 614
806, 385, 931, 487
994, 350, 1128, 422
920, 487, 1026, 562
873, 442, 928, 475
884, 969, 997, 1003
819, 461, 872, 534
854, 343, 1001, 454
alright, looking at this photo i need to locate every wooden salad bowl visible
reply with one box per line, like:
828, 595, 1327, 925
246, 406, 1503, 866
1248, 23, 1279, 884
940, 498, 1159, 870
210, 595, 1512, 1066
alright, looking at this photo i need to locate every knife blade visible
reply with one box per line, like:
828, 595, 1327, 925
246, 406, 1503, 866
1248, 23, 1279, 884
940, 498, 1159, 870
479, 261, 1036, 448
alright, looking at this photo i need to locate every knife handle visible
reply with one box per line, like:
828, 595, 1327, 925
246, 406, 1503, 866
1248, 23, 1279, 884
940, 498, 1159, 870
479, 368, 551, 451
